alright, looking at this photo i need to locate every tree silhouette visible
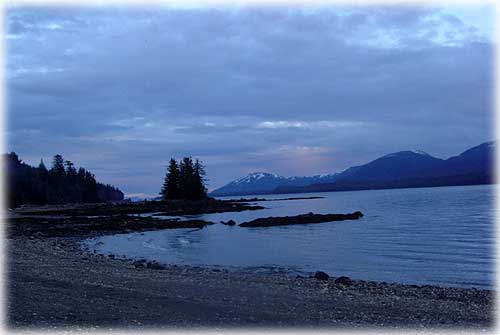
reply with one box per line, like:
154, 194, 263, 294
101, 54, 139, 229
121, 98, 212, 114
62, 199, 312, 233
38, 159, 47, 173
193, 158, 207, 199
5, 152, 124, 208
51, 154, 66, 175
179, 157, 195, 200
160, 158, 181, 200
161, 156, 207, 201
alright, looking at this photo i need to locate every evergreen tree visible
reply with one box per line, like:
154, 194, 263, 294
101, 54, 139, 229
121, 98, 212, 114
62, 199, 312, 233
49, 154, 66, 203
51, 154, 66, 175
65, 160, 77, 182
38, 159, 47, 173
179, 157, 195, 200
36, 158, 49, 204
82, 170, 98, 202
173, 156, 208, 200
9, 152, 21, 165
65, 160, 76, 173
193, 159, 207, 199
5, 152, 124, 208
160, 158, 181, 200
77, 167, 86, 182
64, 160, 79, 202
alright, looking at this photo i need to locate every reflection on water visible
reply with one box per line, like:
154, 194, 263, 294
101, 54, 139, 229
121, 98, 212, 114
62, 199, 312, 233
84, 185, 495, 289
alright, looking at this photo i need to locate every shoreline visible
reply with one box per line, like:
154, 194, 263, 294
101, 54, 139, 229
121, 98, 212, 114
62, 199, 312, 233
7, 231, 494, 329
6, 200, 495, 329
212, 182, 495, 199
83, 237, 494, 291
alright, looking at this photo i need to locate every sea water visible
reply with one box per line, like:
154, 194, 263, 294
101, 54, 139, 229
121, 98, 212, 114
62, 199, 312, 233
84, 184, 495, 289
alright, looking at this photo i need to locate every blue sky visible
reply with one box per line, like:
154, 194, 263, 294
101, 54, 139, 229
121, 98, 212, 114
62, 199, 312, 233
5, 4, 495, 197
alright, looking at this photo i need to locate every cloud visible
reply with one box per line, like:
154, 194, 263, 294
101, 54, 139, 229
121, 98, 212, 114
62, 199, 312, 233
256, 120, 365, 129
5, 5, 493, 193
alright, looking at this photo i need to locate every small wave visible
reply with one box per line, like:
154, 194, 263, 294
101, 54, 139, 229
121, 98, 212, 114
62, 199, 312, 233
142, 242, 167, 251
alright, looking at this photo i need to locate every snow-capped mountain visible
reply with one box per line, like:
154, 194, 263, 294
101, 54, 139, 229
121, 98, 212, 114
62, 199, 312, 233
232, 172, 286, 184
274, 141, 495, 194
210, 171, 339, 196
210, 141, 495, 197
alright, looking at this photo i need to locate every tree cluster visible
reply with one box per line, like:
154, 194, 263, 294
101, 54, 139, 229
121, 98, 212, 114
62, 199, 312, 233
5, 152, 124, 208
160, 157, 207, 200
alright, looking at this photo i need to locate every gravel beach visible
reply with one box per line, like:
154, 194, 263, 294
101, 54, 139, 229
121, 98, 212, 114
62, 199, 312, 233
6, 233, 495, 330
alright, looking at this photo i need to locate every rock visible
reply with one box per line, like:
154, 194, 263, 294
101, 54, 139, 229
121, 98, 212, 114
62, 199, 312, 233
132, 261, 145, 268
353, 211, 364, 217
239, 211, 364, 227
296, 275, 305, 279
220, 220, 236, 226
335, 276, 354, 286
146, 262, 165, 270
313, 271, 330, 281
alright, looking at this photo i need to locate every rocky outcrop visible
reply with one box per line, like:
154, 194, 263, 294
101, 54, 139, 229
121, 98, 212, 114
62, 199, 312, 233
335, 276, 354, 286
7, 215, 217, 238
17, 198, 265, 217
312, 271, 330, 280
220, 220, 237, 226
239, 211, 363, 228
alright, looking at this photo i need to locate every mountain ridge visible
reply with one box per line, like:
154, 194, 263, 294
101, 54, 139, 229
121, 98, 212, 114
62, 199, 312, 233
210, 141, 495, 197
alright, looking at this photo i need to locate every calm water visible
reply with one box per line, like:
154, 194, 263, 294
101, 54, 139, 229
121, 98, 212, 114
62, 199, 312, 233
84, 185, 496, 289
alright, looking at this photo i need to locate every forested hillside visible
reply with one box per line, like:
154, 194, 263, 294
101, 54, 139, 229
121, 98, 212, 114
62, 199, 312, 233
5, 152, 124, 208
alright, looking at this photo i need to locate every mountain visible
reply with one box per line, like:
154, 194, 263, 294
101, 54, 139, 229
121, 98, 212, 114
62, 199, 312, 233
276, 141, 495, 194
442, 141, 494, 176
210, 172, 339, 196
330, 150, 445, 183
211, 141, 495, 197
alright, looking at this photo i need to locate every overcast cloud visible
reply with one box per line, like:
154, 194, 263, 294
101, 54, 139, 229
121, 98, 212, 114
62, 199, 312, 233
5, 5, 494, 197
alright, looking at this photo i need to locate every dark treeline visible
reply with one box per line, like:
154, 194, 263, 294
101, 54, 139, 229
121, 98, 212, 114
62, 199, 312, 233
160, 157, 207, 200
6, 152, 124, 208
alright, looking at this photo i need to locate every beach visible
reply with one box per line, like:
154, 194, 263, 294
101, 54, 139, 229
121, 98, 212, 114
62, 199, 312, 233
7, 231, 494, 329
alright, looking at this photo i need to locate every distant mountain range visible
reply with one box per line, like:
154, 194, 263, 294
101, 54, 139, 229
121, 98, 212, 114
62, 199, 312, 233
210, 172, 340, 197
210, 141, 495, 197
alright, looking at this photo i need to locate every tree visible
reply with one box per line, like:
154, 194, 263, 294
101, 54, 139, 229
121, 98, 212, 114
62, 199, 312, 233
160, 158, 181, 200
5, 152, 124, 208
179, 157, 195, 200
82, 170, 98, 203
49, 154, 66, 203
38, 159, 47, 173
36, 158, 49, 204
77, 167, 86, 182
193, 159, 207, 199
65, 160, 77, 181
51, 154, 66, 175
159, 156, 207, 201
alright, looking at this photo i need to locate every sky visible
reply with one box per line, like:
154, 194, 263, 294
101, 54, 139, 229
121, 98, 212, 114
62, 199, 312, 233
5, 4, 495, 197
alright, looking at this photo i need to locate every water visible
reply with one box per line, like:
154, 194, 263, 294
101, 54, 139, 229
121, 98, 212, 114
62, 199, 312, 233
84, 185, 496, 289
